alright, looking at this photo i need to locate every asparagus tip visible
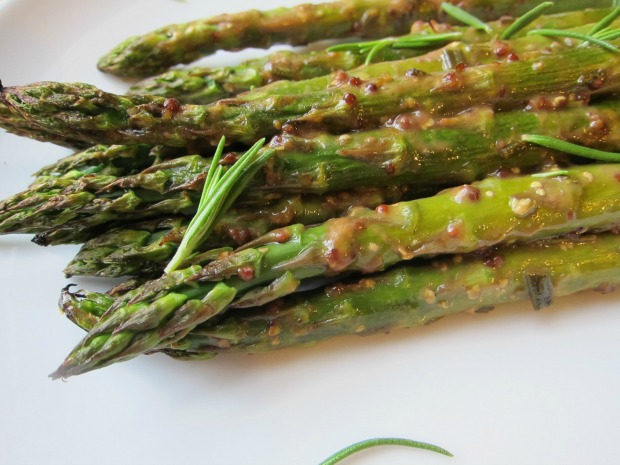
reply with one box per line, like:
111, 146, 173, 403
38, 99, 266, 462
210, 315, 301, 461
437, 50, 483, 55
32, 234, 50, 246
49, 364, 69, 381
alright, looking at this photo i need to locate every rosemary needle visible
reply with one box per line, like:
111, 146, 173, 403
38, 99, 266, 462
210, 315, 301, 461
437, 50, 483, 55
441, 2, 492, 33
318, 437, 453, 465
522, 134, 620, 162
527, 28, 620, 53
500, 2, 554, 40
327, 32, 461, 65
531, 169, 570, 178
587, 6, 620, 36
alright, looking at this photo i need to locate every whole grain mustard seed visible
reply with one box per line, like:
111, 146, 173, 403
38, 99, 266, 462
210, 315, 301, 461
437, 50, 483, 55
338, 134, 352, 145
467, 285, 482, 300
398, 246, 415, 260
435, 261, 449, 272
268, 324, 281, 337
581, 171, 594, 184
422, 288, 437, 304
510, 197, 538, 218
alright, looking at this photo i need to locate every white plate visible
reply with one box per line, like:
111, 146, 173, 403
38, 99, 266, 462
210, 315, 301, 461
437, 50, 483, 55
1, 1, 619, 464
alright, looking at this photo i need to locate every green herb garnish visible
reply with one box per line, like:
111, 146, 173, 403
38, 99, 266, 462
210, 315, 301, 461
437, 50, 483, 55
531, 169, 570, 178
527, 28, 620, 53
594, 28, 620, 41
522, 134, 620, 161
327, 32, 462, 65
441, 2, 492, 33
318, 437, 453, 465
165, 137, 273, 273
587, 6, 620, 36
500, 2, 555, 40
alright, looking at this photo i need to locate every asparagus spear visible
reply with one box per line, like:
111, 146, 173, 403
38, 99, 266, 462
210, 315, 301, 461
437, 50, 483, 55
61, 232, 620, 358
0, 120, 174, 179
0, 144, 187, 240
6, 34, 620, 148
214, 16, 620, 101
51, 164, 620, 377
128, 47, 429, 105
170, 231, 620, 357
99, 0, 608, 78
0, 101, 91, 149
98, 0, 423, 77
0, 145, 154, 223
64, 188, 411, 278
128, 7, 615, 104
11, 95, 620, 240
32, 144, 188, 178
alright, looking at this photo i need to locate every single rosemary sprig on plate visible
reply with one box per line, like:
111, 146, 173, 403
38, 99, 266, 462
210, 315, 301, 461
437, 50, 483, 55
165, 137, 273, 273
318, 437, 453, 465
522, 134, 620, 161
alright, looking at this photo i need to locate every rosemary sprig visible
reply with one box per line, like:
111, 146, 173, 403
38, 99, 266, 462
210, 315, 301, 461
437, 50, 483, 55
587, 6, 620, 36
527, 28, 620, 53
389, 32, 462, 48
164, 137, 273, 273
317, 437, 453, 465
363, 39, 394, 65
522, 134, 620, 162
441, 2, 492, 33
596, 28, 620, 40
500, 1, 554, 40
327, 32, 461, 65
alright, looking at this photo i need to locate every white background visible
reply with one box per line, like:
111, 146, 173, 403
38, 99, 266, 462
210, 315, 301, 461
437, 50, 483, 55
1, 1, 619, 464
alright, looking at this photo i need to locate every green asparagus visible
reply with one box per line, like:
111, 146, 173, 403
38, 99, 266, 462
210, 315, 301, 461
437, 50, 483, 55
63, 188, 411, 277
128, 7, 615, 104
35, 144, 167, 180
33, 186, 410, 246
98, 0, 424, 77
51, 164, 620, 377
8, 38, 620, 147
98, 0, 609, 77
12, 95, 620, 241
167, 232, 620, 357
0, 101, 91, 149
60, 232, 620, 359
128, 47, 429, 105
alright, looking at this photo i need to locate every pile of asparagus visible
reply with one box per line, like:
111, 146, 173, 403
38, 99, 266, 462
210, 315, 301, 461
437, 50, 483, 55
2, 0, 620, 378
